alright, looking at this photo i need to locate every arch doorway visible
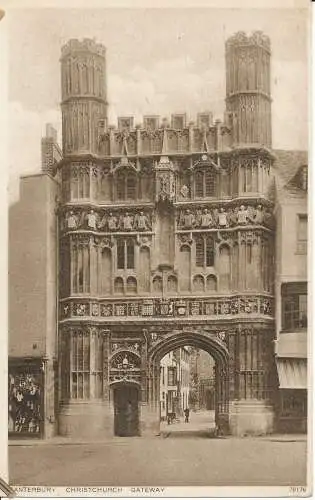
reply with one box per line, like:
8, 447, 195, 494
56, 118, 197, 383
148, 330, 229, 436
113, 383, 140, 437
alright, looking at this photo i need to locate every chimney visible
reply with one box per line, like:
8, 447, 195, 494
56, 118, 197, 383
41, 123, 62, 174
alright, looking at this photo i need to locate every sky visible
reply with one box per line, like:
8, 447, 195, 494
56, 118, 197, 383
6, 7, 309, 202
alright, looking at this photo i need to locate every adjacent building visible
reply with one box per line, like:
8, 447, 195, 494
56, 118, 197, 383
160, 347, 190, 421
274, 152, 308, 433
189, 349, 215, 411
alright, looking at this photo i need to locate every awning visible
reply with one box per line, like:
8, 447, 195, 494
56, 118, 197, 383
276, 358, 307, 389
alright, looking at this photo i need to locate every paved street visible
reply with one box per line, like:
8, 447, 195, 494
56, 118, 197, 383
9, 411, 307, 487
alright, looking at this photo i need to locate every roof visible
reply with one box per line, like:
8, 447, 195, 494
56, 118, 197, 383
273, 149, 308, 186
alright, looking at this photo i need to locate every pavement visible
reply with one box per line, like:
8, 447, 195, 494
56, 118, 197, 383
9, 411, 308, 487
9, 410, 307, 446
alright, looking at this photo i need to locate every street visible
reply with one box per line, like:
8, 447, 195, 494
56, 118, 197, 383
9, 412, 307, 487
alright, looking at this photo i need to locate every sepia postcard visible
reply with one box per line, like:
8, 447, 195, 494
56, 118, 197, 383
1, 0, 312, 497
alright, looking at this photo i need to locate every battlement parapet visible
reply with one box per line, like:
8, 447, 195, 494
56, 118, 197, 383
226, 31, 271, 52
61, 38, 106, 59
105, 112, 224, 132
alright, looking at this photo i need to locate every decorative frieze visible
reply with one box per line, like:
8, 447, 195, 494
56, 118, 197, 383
177, 203, 273, 230
61, 208, 154, 233
60, 295, 274, 320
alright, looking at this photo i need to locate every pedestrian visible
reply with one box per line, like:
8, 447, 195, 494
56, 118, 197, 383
184, 407, 190, 423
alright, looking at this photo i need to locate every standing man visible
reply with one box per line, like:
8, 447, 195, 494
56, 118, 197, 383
184, 407, 190, 423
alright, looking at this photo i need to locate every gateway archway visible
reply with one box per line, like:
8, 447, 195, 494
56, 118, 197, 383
146, 330, 230, 435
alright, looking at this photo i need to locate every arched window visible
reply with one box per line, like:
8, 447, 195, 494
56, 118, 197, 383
116, 169, 137, 201
219, 245, 231, 291
126, 276, 137, 294
195, 236, 204, 267
205, 170, 215, 197
193, 275, 204, 292
116, 239, 135, 270
72, 243, 90, 294
206, 275, 217, 292
167, 275, 177, 293
195, 236, 215, 267
126, 173, 136, 199
205, 236, 214, 267
71, 167, 90, 200
114, 277, 124, 295
194, 168, 216, 198
195, 171, 204, 198
153, 276, 163, 294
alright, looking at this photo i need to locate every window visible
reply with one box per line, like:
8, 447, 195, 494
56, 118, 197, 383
71, 167, 90, 200
297, 215, 307, 254
195, 169, 216, 198
240, 160, 258, 193
282, 283, 307, 331
206, 275, 217, 292
126, 276, 137, 294
168, 367, 177, 386
116, 170, 137, 201
72, 243, 90, 293
193, 275, 204, 292
167, 275, 177, 292
195, 236, 214, 267
196, 237, 204, 267
116, 239, 135, 270
153, 276, 163, 294
71, 331, 90, 399
117, 241, 125, 269
114, 277, 124, 295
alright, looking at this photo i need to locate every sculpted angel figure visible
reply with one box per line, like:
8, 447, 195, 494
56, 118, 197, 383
122, 212, 134, 231
182, 209, 195, 229
136, 211, 150, 231
67, 211, 78, 229
107, 213, 118, 231
237, 205, 248, 225
87, 209, 97, 230
218, 207, 228, 227
200, 208, 213, 228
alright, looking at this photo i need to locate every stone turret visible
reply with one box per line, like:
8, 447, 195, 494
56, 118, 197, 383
60, 38, 108, 156
225, 31, 272, 148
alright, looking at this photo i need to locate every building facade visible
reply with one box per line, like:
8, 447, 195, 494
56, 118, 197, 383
160, 348, 190, 421
274, 154, 308, 433
8, 31, 308, 439
189, 349, 215, 410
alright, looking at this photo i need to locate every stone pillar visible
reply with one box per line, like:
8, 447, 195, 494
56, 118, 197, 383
139, 360, 160, 436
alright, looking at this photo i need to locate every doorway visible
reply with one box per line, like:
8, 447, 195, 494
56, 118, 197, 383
113, 384, 140, 437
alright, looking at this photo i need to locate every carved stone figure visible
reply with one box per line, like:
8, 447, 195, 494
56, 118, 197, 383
252, 205, 264, 224
180, 185, 189, 198
108, 213, 118, 231
237, 205, 248, 225
183, 209, 195, 228
218, 207, 228, 227
122, 212, 133, 231
137, 212, 150, 231
87, 209, 97, 230
200, 208, 213, 228
263, 208, 274, 228
67, 211, 77, 229
228, 208, 237, 226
